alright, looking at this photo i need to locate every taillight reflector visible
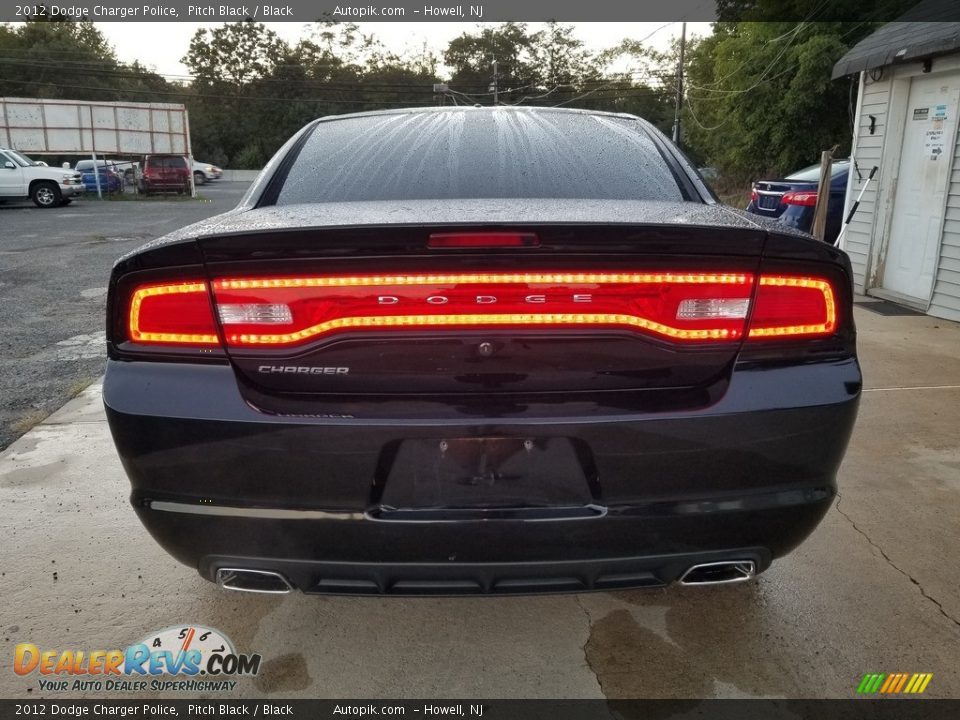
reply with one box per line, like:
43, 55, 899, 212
747, 276, 836, 339
125, 272, 839, 348
781, 190, 819, 206
127, 281, 218, 345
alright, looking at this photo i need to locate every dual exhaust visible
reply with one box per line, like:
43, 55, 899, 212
678, 560, 756, 586
216, 568, 293, 594
215, 560, 757, 594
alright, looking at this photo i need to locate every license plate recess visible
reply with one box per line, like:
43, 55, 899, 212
376, 437, 598, 517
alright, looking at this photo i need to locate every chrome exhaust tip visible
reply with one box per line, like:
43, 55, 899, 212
216, 568, 293, 594
678, 560, 756, 586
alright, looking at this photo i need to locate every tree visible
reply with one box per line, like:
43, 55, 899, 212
0, 19, 169, 103
183, 21, 288, 88
682, 20, 877, 181
594, 38, 679, 136
444, 23, 541, 98
532, 22, 597, 87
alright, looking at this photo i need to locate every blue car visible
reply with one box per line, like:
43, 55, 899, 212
75, 160, 123, 193
746, 159, 849, 244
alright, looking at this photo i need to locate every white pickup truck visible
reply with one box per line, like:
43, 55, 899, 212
0, 148, 85, 207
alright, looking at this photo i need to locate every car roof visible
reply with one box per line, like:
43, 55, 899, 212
311, 105, 647, 125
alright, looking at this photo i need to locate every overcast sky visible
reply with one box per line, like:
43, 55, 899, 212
95, 22, 713, 78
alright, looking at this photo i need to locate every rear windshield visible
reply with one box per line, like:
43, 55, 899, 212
786, 161, 849, 182
145, 156, 186, 169
275, 110, 685, 205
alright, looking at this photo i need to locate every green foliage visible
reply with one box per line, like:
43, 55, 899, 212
683, 20, 877, 181
183, 21, 288, 86
716, 0, 919, 22
0, 19, 168, 102
231, 143, 268, 170
445, 22, 541, 94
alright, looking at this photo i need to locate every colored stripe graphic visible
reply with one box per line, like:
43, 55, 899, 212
857, 673, 933, 694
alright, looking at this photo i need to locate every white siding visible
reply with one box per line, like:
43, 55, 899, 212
844, 74, 892, 292
928, 139, 960, 321
842, 50, 960, 319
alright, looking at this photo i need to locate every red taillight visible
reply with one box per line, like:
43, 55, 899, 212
210, 272, 754, 346
750, 188, 758, 203
747, 276, 836, 339
428, 232, 539, 249
125, 272, 839, 348
127, 281, 219, 345
781, 190, 819, 206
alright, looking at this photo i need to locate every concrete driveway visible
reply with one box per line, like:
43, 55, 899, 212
1, 305, 958, 699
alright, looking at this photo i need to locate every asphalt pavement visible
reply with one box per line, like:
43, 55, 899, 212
1, 305, 959, 699
0, 182, 250, 450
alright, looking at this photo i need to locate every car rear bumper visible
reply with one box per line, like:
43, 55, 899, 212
141, 177, 190, 190
104, 357, 860, 594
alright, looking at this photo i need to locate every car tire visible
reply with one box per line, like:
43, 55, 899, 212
193, 171, 206, 186
31, 181, 61, 208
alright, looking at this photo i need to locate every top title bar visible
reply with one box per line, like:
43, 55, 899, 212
5, 0, 960, 23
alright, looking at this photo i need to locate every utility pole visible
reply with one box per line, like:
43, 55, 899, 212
490, 59, 499, 105
672, 21, 687, 144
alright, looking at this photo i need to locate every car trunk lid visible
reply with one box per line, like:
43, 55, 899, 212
190, 202, 767, 406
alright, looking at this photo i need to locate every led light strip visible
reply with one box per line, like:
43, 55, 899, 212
224, 313, 743, 345
127, 273, 837, 348
214, 272, 753, 290
128, 281, 219, 345
747, 276, 836, 338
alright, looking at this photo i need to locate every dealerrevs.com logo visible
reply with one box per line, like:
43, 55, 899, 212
14, 625, 261, 693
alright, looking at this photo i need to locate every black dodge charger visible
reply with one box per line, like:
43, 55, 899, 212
104, 107, 860, 595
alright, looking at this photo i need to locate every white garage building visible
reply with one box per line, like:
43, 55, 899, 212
833, 14, 960, 320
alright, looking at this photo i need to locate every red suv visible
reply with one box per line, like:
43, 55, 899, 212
139, 154, 191, 195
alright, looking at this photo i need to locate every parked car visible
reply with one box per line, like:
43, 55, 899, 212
104, 107, 859, 595
101, 159, 140, 186
75, 159, 123, 193
138, 154, 190, 195
0, 147, 84, 207
746, 159, 849, 244
192, 160, 223, 185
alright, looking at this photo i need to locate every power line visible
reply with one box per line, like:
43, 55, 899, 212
552, 83, 619, 108
0, 77, 439, 106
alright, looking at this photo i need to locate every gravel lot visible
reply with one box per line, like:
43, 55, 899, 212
0, 182, 250, 449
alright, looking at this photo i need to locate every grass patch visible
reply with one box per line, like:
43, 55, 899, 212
718, 189, 752, 209
11, 410, 48, 435
67, 378, 94, 398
